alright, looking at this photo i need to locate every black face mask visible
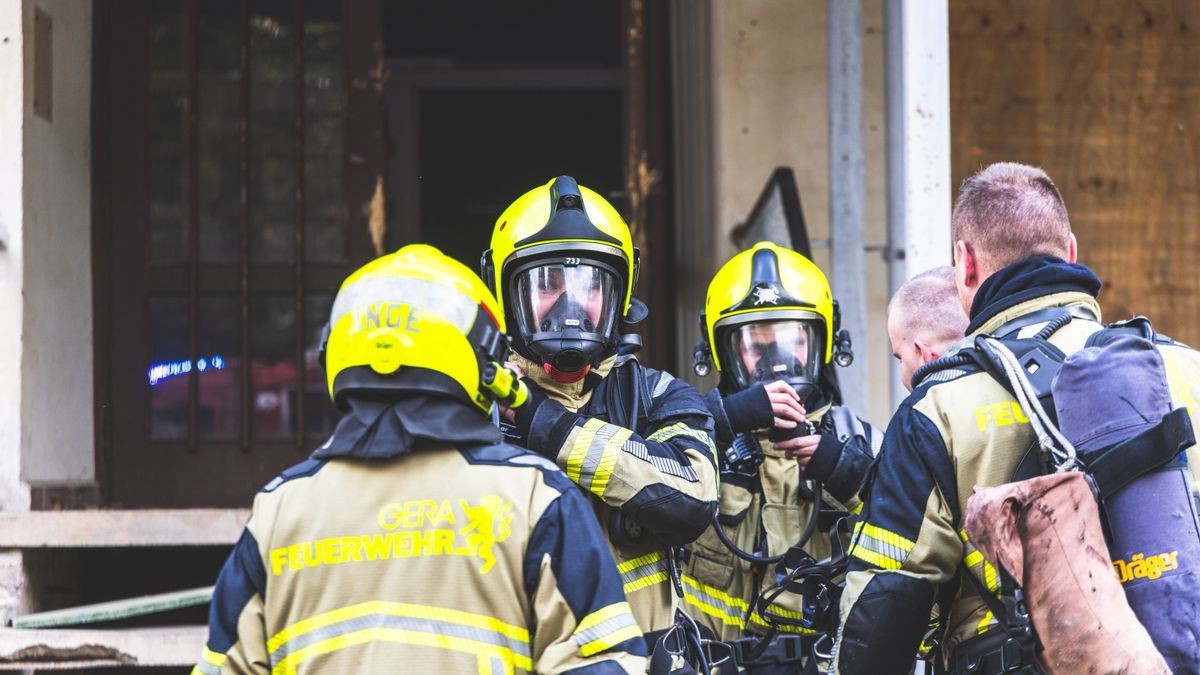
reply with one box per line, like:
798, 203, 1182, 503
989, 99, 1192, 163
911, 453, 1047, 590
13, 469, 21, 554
539, 289, 598, 333
525, 291, 607, 373
752, 342, 819, 408
511, 261, 623, 375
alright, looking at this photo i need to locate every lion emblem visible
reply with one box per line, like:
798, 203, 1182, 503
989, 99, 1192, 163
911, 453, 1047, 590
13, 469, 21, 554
459, 496, 514, 573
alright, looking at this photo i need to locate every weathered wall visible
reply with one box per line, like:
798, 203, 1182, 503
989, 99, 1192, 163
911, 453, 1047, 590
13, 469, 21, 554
21, 0, 93, 485
0, 0, 28, 511
710, 0, 892, 425
951, 1, 1200, 343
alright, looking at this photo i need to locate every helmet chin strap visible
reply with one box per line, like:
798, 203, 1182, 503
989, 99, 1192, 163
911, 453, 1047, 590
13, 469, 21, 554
544, 362, 591, 384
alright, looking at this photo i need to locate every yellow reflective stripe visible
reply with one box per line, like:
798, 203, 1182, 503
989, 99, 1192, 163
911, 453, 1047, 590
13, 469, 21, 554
589, 427, 632, 498
977, 610, 995, 635
271, 626, 531, 675
683, 575, 747, 611
850, 546, 903, 570
859, 523, 915, 552
748, 610, 820, 635
192, 646, 226, 675
566, 418, 606, 484
202, 647, 226, 667
617, 550, 663, 574
624, 571, 668, 594
682, 575, 818, 635
959, 530, 1000, 593
683, 591, 746, 628
850, 522, 915, 569
573, 602, 642, 657
616, 551, 669, 594
851, 502, 863, 515
681, 575, 748, 628
647, 423, 717, 452
266, 601, 529, 655
576, 601, 635, 632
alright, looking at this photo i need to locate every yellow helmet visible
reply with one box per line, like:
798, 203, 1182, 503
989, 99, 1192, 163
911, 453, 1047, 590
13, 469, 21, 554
481, 176, 640, 379
698, 242, 844, 400
322, 244, 509, 414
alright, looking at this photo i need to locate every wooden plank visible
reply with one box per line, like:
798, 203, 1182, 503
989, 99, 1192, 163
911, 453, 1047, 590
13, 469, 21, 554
0, 625, 205, 669
11, 587, 212, 629
0, 509, 248, 547
950, 1, 1200, 344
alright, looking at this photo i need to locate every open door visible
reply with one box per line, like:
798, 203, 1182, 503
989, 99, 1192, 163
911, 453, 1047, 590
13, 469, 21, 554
96, 0, 385, 507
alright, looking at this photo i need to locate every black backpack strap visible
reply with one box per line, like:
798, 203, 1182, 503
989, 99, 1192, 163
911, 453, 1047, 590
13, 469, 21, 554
1086, 407, 1195, 500
957, 563, 1044, 674
605, 355, 651, 433
1085, 316, 1155, 347
992, 305, 1097, 339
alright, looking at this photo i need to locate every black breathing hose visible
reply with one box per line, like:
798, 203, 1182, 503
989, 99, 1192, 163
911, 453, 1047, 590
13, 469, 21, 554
709, 481, 823, 565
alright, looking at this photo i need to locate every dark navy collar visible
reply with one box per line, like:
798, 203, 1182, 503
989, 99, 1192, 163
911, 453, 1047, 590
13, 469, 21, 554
314, 395, 501, 460
967, 256, 1102, 335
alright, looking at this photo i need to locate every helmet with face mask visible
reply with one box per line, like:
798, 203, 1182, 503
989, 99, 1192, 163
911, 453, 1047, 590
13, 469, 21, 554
482, 176, 639, 383
697, 241, 841, 408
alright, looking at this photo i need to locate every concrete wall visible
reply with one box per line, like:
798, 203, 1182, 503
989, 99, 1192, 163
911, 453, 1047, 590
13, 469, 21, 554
20, 0, 92, 486
0, 1, 28, 511
708, 0, 892, 426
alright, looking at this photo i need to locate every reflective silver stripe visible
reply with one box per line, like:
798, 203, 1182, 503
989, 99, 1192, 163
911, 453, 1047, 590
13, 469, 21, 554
193, 661, 222, 675
853, 531, 911, 567
681, 580, 747, 627
573, 611, 640, 650
269, 613, 532, 667
921, 367, 968, 385
329, 275, 478, 334
578, 423, 622, 491
620, 556, 668, 588
962, 545, 999, 592
505, 453, 559, 472
652, 372, 674, 397
621, 437, 699, 482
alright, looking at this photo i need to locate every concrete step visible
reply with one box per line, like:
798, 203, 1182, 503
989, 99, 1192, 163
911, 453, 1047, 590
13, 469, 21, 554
0, 625, 205, 669
0, 509, 249, 547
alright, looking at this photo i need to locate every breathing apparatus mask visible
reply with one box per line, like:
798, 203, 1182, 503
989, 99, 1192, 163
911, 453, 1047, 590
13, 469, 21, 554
509, 259, 622, 376
724, 318, 822, 408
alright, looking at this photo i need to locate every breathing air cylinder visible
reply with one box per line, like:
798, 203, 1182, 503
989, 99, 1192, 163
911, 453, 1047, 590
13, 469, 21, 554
1054, 334, 1200, 674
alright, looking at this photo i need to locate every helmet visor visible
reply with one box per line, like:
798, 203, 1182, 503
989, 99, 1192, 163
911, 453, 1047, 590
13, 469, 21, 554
724, 320, 821, 390
512, 263, 621, 340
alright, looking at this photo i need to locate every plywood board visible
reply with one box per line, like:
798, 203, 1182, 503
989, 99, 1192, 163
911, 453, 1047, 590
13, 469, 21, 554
951, 1, 1200, 343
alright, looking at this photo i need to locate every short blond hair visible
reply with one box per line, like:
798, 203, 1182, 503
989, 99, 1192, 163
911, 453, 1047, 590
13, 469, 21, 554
888, 266, 966, 345
951, 162, 1071, 272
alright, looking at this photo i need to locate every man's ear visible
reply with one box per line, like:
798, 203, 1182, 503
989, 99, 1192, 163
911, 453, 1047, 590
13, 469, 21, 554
1067, 233, 1078, 263
956, 240, 978, 287
916, 339, 940, 365
955, 240, 979, 316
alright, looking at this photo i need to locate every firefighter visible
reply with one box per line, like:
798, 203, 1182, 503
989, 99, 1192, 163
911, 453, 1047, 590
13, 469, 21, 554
831, 162, 1200, 673
681, 242, 879, 672
192, 244, 646, 674
887, 265, 969, 392
481, 176, 720, 647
